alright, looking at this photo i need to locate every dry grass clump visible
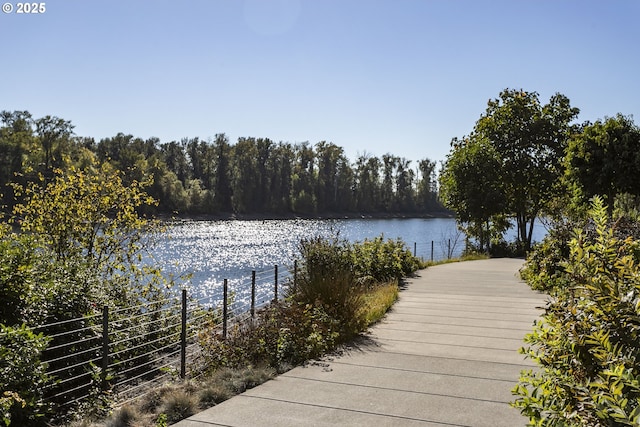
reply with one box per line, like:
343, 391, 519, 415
84, 365, 276, 427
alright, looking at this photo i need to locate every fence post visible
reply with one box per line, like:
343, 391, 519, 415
414, 242, 417, 257
251, 270, 256, 319
223, 279, 228, 340
293, 260, 298, 293
431, 240, 434, 261
101, 305, 109, 390
180, 289, 187, 379
274, 265, 278, 302
448, 239, 451, 259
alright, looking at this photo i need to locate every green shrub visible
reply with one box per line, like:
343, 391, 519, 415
0, 324, 51, 427
199, 302, 341, 372
513, 197, 640, 426
519, 220, 575, 293
350, 236, 419, 283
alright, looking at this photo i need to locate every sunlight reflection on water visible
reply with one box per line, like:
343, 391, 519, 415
147, 217, 544, 312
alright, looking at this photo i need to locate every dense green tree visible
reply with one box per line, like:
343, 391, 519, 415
0, 111, 35, 209
354, 154, 380, 212
230, 137, 259, 213
315, 141, 351, 212
160, 140, 191, 184
380, 154, 397, 211
395, 157, 415, 211
335, 154, 355, 211
291, 142, 316, 214
565, 114, 640, 207
34, 115, 74, 174
473, 89, 579, 249
254, 138, 274, 210
212, 134, 233, 212
415, 158, 438, 210
439, 136, 508, 251
266, 142, 294, 212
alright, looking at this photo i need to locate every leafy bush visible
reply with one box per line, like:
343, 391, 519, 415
0, 324, 51, 427
513, 197, 640, 426
519, 219, 575, 293
350, 236, 419, 283
295, 236, 365, 338
199, 302, 340, 372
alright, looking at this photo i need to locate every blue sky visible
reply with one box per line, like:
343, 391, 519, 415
1, 0, 638, 164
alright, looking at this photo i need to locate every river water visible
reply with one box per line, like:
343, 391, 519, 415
149, 217, 545, 312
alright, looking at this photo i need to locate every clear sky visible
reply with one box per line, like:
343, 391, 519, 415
1, 0, 638, 165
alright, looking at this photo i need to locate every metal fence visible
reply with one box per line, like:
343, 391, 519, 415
25, 263, 295, 417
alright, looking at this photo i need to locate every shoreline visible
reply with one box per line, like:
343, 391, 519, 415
157, 210, 455, 222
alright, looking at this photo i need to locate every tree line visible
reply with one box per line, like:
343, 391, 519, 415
0, 110, 443, 217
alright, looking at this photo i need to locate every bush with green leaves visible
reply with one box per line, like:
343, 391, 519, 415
0, 324, 51, 427
295, 236, 365, 337
350, 236, 419, 284
199, 301, 340, 373
513, 197, 640, 426
519, 219, 575, 293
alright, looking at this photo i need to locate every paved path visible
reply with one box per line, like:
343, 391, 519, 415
175, 258, 545, 427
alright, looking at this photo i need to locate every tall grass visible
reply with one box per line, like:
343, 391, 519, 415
294, 236, 366, 339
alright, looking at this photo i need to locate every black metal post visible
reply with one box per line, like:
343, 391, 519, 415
274, 265, 278, 302
293, 260, 298, 293
448, 239, 451, 259
101, 305, 109, 390
251, 270, 256, 319
431, 240, 434, 261
414, 242, 417, 257
180, 289, 187, 379
223, 279, 228, 339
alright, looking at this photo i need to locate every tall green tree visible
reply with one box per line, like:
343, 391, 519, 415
0, 111, 35, 209
254, 138, 274, 211
266, 142, 294, 212
315, 141, 351, 211
380, 154, 398, 211
439, 136, 508, 252
473, 89, 579, 249
395, 157, 415, 211
354, 154, 380, 212
230, 137, 259, 213
291, 142, 316, 214
212, 134, 233, 212
160, 140, 191, 184
565, 114, 640, 207
35, 115, 74, 174
415, 158, 437, 211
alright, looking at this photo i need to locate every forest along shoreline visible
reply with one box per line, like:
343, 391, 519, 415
157, 210, 455, 222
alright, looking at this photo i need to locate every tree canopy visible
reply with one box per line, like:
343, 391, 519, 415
564, 113, 640, 208
440, 89, 580, 251
0, 110, 444, 218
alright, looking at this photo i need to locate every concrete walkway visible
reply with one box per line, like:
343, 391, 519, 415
175, 258, 545, 427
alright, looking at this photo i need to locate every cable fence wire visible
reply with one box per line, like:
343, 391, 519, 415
27, 262, 296, 421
